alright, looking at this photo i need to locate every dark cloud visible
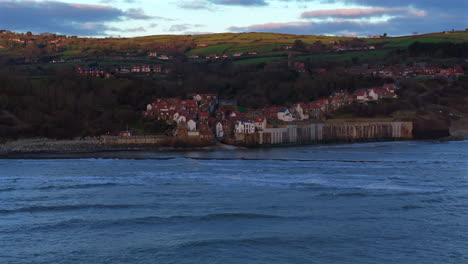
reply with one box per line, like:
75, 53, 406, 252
0, 0, 156, 36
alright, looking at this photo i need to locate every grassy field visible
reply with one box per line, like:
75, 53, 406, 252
232, 56, 286, 65
1, 30, 467, 66
187, 44, 233, 55
366, 31, 468, 48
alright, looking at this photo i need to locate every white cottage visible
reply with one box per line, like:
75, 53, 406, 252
187, 119, 197, 131
215, 122, 224, 138
235, 121, 256, 134
277, 109, 294, 122
295, 104, 309, 120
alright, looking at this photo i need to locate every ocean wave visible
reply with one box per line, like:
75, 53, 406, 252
0, 204, 140, 214
37, 183, 121, 190
184, 157, 416, 164
0, 187, 16, 192
22, 213, 294, 232
400, 205, 425, 210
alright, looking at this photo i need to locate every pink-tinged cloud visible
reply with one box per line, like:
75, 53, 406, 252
228, 22, 310, 31
300, 8, 426, 19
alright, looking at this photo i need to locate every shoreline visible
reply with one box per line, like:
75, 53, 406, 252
0, 137, 466, 160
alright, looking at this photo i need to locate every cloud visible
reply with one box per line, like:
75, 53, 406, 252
227, 0, 463, 36
177, 0, 212, 9
300, 7, 426, 19
108, 26, 147, 33
227, 13, 466, 36
125, 8, 154, 20
209, 0, 267, 6
0, 0, 161, 36
177, 0, 266, 9
169, 24, 204, 32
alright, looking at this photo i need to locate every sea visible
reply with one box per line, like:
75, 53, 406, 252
1, 141, 467, 264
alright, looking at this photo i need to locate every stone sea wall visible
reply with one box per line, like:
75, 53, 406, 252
237, 121, 413, 146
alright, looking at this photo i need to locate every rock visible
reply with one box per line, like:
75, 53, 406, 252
413, 113, 451, 139
450, 117, 468, 139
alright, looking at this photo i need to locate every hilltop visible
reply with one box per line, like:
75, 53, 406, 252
1, 30, 468, 61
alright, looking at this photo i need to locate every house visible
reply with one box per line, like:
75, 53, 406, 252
383, 83, 397, 93
173, 112, 187, 124
119, 67, 130, 74
263, 106, 281, 120
233, 53, 243, 57
148, 51, 158, 57
215, 122, 224, 138
158, 55, 169, 60
119, 131, 132, 137
141, 65, 151, 73
187, 119, 197, 131
197, 43, 208, 48
292, 62, 305, 73
235, 120, 256, 134
277, 109, 294, 122
199, 111, 210, 120
131, 66, 141, 73
369, 88, 398, 100
221, 120, 235, 137
188, 55, 200, 59
153, 64, 162, 73
254, 117, 267, 131
248, 51, 258, 55
294, 103, 309, 120
354, 89, 370, 102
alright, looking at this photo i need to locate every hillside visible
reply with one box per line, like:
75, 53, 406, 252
1, 30, 468, 60
0, 30, 467, 140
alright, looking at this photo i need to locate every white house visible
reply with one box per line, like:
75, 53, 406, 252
187, 119, 197, 131
235, 121, 256, 134
277, 109, 294, 122
146, 104, 153, 111
254, 117, 267, 131
367, 89, 379, 101
173, 113, 187, 124
354, 89, 369, 102
215, 122, 224, 138
294, 104, 309, 120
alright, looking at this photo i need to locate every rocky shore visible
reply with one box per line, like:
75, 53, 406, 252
0, 137, 220, 158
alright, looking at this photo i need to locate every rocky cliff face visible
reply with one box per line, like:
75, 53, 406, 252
412, 113, 451, 139
449, 117, 468, 139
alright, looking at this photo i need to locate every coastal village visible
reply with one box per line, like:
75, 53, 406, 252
140, 84, 404, 145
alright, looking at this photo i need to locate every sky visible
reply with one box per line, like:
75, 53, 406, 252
0, 0, 466, 37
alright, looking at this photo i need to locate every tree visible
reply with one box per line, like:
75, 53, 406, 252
293, 39, 305, 50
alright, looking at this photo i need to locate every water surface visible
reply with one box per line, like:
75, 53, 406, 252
1, 141, 467, 263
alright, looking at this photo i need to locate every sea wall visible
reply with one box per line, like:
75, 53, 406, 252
100, 134, 214, 147
239, 121, 413, 146
100, 135, 169, 145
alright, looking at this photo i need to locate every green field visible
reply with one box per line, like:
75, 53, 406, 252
1, 30, 467, 66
